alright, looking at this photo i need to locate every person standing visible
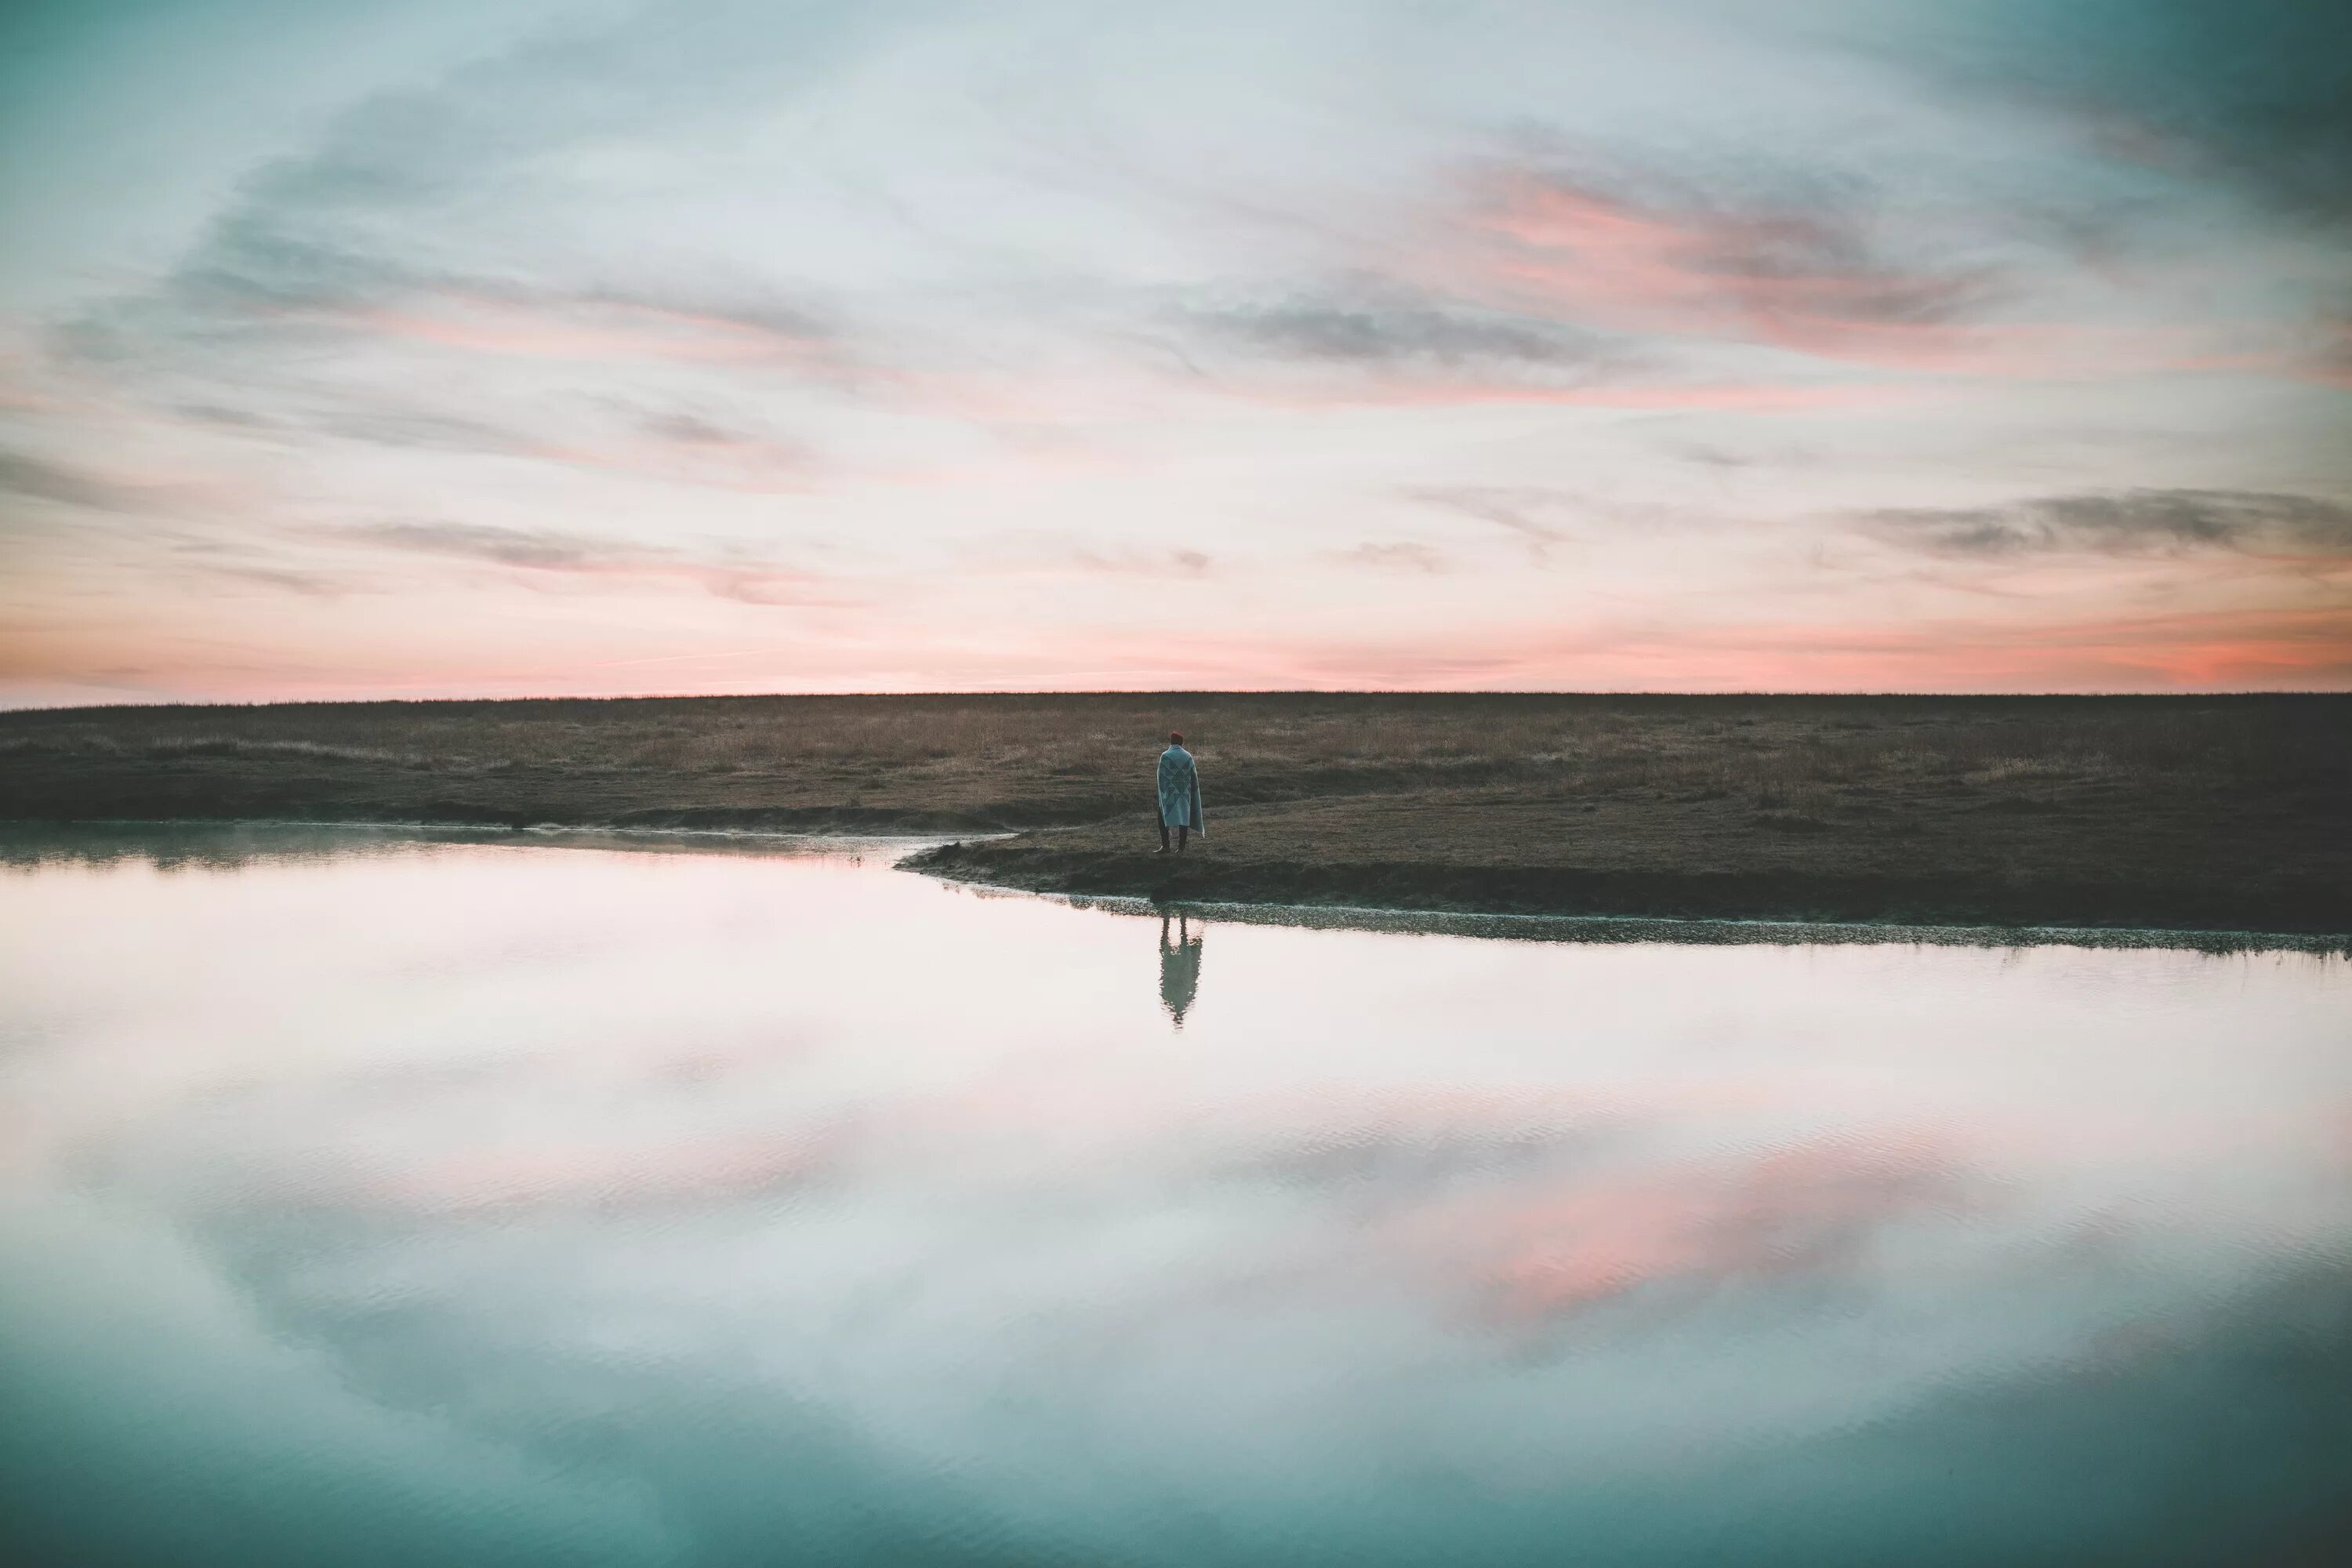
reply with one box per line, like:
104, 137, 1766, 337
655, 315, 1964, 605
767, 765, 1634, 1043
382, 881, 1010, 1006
1156, 731, 1203, 853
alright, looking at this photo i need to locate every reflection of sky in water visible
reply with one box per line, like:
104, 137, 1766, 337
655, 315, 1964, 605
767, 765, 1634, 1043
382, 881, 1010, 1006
2, 835, 2348, 1566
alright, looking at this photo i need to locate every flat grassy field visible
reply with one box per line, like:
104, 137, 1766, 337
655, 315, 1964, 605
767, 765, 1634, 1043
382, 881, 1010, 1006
3, 693, 2346, 933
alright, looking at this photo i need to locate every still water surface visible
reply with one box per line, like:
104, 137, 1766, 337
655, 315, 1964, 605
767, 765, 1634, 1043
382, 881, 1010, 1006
2, 830, 2347, 1566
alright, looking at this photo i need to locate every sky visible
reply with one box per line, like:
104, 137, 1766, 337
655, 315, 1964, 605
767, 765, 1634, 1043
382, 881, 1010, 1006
1, 0, 2348, 704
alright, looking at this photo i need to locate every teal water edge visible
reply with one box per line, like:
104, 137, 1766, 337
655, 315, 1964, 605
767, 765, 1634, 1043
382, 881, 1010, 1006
3, 831, 2347, 1566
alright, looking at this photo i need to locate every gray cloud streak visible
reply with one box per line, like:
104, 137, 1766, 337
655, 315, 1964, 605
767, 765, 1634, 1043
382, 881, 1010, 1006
42, 7, 856, 425
199, 564, 347, 597
0, 448, 148, 513
1483, 147, 2008, 343
638, 411, 747, 445
1070, 546, 1212, 577
1406, 485, 1581, 562
1334, 542, 1451, 574
345, 519, 846, 606
316, 407, 546, 457
353, 520, 601, 569
1187, 290, 1613, 370
1860, 488, 2352, 557
1176, 270, 1637, 385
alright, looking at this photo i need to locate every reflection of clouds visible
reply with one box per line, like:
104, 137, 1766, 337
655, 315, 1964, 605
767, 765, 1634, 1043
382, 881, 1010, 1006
12, 844, 2352, 1565
1214, 1119, 1595, 1196
1170, 1093, 1978, 1334
368, 1130, 841, 1214
158, 1047, 1973, 1323
0, 822, 474, 871
151, 1047, 850, 1220
1419, 1140, 1972, 1327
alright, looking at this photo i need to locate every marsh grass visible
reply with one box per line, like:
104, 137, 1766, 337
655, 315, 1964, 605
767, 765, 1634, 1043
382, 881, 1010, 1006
9, 692, 2342, 928
3, 693, 2344, 819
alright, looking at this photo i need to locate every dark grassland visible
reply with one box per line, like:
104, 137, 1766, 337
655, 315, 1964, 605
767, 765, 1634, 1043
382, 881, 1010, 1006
2, 693, 2346, 933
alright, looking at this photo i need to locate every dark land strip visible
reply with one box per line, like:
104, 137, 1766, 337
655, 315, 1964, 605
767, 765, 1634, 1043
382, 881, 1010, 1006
3, 692, 2346, 936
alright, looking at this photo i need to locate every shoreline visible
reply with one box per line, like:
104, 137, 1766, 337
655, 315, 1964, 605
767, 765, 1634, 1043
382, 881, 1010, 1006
901, 838, 2352, 942
929, 873, 2352, 955
7, 692, 2345, 942
6, 815, 2341, 947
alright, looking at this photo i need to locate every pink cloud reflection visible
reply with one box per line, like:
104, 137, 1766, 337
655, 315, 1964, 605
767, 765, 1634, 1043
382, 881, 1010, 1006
1399, 1140, 1967, 1326
363, 1128, 840, 1214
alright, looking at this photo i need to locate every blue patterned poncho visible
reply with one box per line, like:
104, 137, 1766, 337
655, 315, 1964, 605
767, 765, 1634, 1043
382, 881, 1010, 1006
1156, 746, 1204, 833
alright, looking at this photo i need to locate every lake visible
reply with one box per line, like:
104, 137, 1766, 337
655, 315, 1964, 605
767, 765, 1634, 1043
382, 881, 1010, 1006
2, 829, 2347, 1566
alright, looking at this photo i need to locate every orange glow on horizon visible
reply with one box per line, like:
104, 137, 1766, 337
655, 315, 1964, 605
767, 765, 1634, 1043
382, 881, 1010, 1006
9, 590, 2347, 706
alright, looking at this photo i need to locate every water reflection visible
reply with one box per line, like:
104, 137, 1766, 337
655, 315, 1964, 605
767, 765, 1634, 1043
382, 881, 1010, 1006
2, 830, 2349, 1566
0, 821, 949, 872
1159, 913, 1204, 1028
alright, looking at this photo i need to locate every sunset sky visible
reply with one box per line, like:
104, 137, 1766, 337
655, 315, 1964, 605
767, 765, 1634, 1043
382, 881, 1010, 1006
2, 0, 2347, 704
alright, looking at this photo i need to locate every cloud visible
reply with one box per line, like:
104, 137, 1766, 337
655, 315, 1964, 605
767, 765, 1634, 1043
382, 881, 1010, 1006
617, 402, 814, 470
637, 410, 749, 446
1860, 488, 2352, 557
1105, 546, 1212, 577
1461, 155, 2013, 367
314, 405, 545, 457
172, 402, 279, 431
1405, 485, 1580, 562
41, 6, 861, 437
6, 0, 2349, 702
1185, 286, 1614, 370
1333, 543, 1450, 574
0, 447, 149, 512
96, 2, 861, 342
352, 520, 601, 570
166, 381, 819, 492
60, 252, 847, 388
198, 564, 347, 597
963, 532, 1215, 579
2314, 306, 2352, 387
1152, 277, 1723, 408
1675, 444, 1753, 471
343, 519, 845, 606
322, 288, 848, 372
53, 218, 844, 492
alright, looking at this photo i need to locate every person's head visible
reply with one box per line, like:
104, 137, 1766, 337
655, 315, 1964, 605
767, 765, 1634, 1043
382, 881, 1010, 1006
1169, 731, 1183, 746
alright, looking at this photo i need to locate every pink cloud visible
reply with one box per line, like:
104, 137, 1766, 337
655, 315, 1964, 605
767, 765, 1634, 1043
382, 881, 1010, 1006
1229, 375, 1896, 415
526, 433, 817, 495
318, 290, 847, 375
1446, 169, 2190, 377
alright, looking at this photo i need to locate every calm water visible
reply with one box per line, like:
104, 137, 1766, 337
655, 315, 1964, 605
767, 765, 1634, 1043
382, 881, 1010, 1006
2, 830, 2347, 1566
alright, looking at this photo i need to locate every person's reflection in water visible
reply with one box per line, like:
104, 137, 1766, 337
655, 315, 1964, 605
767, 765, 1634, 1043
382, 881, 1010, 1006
1158, 913, 1204, 1029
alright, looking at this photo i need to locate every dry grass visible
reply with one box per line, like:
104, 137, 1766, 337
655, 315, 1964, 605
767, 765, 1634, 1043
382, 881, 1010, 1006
4, 693, 2346, 930
4, 691, 2337, 807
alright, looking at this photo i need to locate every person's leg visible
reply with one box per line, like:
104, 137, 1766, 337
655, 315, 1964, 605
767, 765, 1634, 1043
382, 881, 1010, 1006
1177, 826, 1189, 852
1159, 822, 1171, 853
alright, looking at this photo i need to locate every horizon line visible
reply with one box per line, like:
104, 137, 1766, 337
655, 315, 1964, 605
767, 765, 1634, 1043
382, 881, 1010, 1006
9, 687, 2352, 717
